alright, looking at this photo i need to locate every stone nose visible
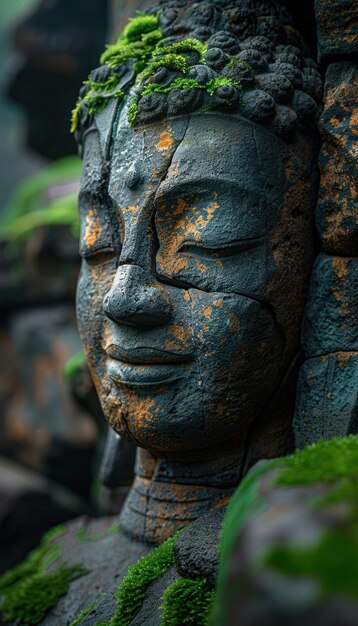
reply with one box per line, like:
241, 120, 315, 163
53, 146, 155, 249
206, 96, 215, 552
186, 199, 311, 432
103, 264, 173, 328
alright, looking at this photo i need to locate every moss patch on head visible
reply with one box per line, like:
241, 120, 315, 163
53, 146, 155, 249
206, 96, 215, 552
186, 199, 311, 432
71, 12, 163, 133
0, 524, 88, 626
160, 577, 215, 626
152, 38, 208, 62
122, 14, 159, 43
71, 11, 248, 133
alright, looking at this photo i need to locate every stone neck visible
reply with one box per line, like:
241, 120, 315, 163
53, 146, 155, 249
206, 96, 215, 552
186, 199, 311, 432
119, 448, 242, 545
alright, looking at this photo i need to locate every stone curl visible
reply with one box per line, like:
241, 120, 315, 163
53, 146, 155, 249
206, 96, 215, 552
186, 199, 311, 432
72, 0, 323, 145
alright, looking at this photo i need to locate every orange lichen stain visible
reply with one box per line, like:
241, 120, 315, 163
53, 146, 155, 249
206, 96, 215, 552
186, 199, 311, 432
156, 196, 219, 277
202, 305, 213, 320
183, 291, 190, 301
169, 324, 187, 342
211, 494, 231, 510
173, 197, 191, 216
156, 131, 174, 151
350, 110, 358, 130
213, 298, 223, 308
332, 257, 349, 316
332, 257, 348, 281
337, 351, 356, 366
84, 207, 102, 247
163, 324, 188, 350
229, 313, 241, 335
122, 204, 140, 214
196, 261, 206, 273
196, 201, 219, 229
330, 117, 340, 126
123, 394, 156, 430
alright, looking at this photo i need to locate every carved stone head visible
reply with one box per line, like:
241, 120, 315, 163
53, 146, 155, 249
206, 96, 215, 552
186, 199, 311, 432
75, 0, 322, 467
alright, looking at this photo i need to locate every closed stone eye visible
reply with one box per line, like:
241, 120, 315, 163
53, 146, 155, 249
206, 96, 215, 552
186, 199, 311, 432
178, 236, 265, 257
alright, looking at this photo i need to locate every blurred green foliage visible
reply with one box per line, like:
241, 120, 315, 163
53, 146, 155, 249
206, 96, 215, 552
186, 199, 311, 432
0, 156, 82, 242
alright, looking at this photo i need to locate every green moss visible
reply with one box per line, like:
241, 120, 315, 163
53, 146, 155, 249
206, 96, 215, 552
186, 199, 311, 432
75, 521, 120, 543
160, 578, 215, 626
110, 531, 182, 626
0, 156, 81, 243
141, 77, 201, 96
141, 53, 188, 77
205, 76, 242, 96
263, 527, 358, 600
274, 435, 358, 490
128, 102, 139, 127
0, 524, 66, 593
64, 351, 86, 379
71, 12, 163, 133
69, 601, 98, 626
122, 14, 159, 43
1, 564, 87, 626
0, 524, 88, 625
71, 10, 250, 132
272, 435, 358, 517
153, 38, 208, 63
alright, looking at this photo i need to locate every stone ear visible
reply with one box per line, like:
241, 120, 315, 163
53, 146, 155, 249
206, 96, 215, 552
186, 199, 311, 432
94, 98, 122, 161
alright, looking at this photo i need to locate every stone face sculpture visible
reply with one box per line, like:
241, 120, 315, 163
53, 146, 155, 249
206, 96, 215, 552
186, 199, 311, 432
9, 1, 356, 624
66, 0, 322, 618
75, 0, 321, 552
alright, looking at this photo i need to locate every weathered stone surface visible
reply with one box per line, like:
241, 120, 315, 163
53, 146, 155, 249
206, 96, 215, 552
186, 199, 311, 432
302, 254, 358, 356
39, 517, 151, 626
316, 62, 358, 256
315, 0, 358, 62
174, 508, 225, 585
293, 353, 358, 449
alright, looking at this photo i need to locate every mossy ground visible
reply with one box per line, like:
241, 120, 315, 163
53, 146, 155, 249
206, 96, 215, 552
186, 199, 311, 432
0, 525, 88, 626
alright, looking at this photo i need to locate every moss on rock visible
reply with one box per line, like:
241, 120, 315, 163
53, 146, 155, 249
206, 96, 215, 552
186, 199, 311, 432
0, 524, 88, 626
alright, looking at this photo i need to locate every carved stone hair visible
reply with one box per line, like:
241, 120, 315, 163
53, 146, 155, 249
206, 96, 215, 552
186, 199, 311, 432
72, 0, 323, 144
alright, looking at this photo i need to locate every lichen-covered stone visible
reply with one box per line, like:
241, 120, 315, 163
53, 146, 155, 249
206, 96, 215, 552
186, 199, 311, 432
316, 62, 358, 256
315, 0, 358, 62
302, 254, 358, 356
293, 354, 358, 449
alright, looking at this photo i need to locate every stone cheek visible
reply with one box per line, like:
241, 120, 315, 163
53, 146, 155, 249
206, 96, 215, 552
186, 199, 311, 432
315, 0, 358, 62
316, 63, 358, 257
